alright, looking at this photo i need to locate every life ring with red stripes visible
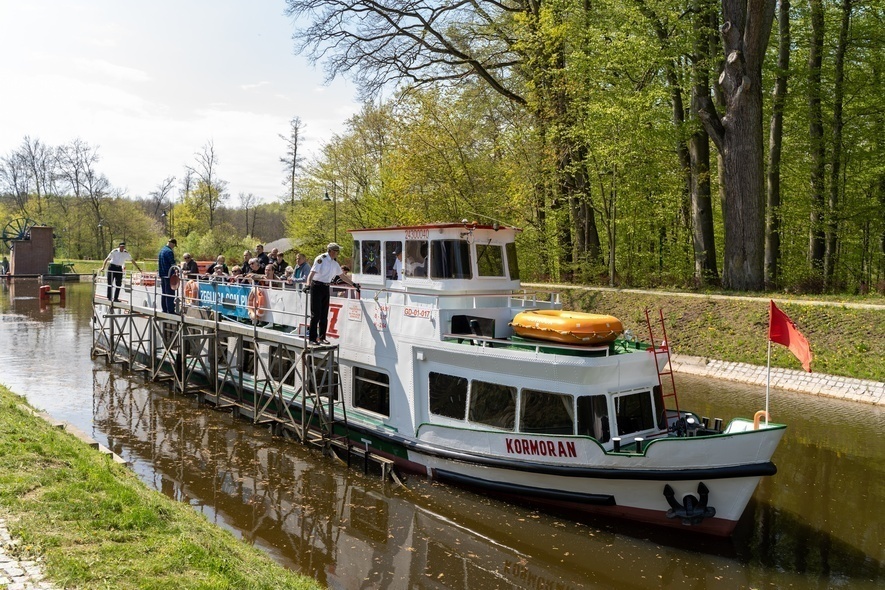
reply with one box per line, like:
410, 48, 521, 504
247, 287, 267, 321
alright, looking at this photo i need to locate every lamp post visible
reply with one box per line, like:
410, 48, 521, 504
161, 209, 174, 238
323, 189, 337, 243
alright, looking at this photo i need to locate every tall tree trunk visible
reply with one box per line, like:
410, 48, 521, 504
808, 0, 826, 273
690, 0, 718, 285
825, 0, 852, 284
695, 0, 776, 291
766, 0, 791, 288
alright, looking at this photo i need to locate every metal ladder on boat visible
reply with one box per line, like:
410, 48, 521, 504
645, 309, 680, 422
301, 345, 351, 460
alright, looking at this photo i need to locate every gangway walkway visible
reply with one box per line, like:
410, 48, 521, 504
90, 275, 396, 482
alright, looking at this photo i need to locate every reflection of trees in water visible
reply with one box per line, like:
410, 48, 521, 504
88, 367, 884, 588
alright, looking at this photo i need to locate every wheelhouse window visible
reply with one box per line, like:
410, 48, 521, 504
428, 372, 467, 419
476, 242, 506, 277
468, 380, 515, 430
430, 239, 472, 279
506, 242, 520, 280
577, 395, 611, 443
361, 240, 381, 276
519, 389, 574, 435
353, 366, 389, 416
384, 240, 401, 279
404, 239, 428, 278
614, 390, 656, 436
351, 240, 361, 273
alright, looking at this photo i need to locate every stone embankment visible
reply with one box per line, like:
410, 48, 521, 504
670, 354, 885, 405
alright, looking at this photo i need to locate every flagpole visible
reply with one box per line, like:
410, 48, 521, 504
765, 340, 771, 426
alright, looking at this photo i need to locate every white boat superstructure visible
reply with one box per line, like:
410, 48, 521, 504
93, 223, 785, 536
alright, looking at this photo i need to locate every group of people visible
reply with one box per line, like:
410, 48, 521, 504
102, 239, 359, 345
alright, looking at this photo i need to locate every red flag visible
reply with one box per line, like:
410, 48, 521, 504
768, 300, 813, 372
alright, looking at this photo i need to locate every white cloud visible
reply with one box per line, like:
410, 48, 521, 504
72, 57, 151, 83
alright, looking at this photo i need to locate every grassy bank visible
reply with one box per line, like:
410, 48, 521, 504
0, 385, 321, 590
561, 288, 884, 382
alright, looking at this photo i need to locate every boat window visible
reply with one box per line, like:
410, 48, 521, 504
520, 389, 574, 435
404, 240, 428, 278
429, 240, 472, 279
353, 366, 389, 416
614, 390, 655, 436
352, 240, 361, 273
429, 372, 467, 419
506, 242, 520, 280
361, 240, 381, 276
476, 242, 506, 277
468, 380, 516, 430
385, 241, 402, 279
577, 395, 611, 442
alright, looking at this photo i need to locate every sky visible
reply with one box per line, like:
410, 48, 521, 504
0, 0, 360, 202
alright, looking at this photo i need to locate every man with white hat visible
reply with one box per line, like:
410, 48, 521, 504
304, 242, 359, 345
99, 241, 142, 302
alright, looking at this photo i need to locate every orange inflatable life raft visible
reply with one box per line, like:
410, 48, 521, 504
510, 310, 623, 345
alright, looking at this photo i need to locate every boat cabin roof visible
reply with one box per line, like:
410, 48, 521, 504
347, 223, 522, 292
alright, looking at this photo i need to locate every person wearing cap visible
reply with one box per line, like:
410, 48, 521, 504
391, 244, 403, 280
100, 241, 142, 302
158, 238, 178, 313
304, 242, 360, 345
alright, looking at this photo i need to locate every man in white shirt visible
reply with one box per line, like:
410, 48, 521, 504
304, 242, 359, 345
99, 242, 142, 302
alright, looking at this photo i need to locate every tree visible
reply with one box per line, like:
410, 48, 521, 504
765, 0, 790, 288
695, 0, 776, 290
238, 191, 258, 236
186, 140, 228, 230
280, 116, 305, 206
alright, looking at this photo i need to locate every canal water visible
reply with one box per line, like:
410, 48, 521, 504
1, 280, 882, 589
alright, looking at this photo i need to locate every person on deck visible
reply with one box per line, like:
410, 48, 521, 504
180, 253, 199, 279
293, 253, 311, 284
206, 255, 228, 275
100, 242, 142, 302
158, 238, 177, 313
255, 244, 270, 266
304, 243, 359, 345
269, 248, 288, 275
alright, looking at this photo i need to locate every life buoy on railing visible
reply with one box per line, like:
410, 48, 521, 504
184, 279, 200, 303
247, 286, 267, 321
753, 410, 770, 430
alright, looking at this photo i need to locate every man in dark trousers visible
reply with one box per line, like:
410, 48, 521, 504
158, 238, 177, 313
304, 243, 359, 345
99, 242, 142, 302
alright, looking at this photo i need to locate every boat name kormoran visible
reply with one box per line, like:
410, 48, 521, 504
506, 438, 577, 458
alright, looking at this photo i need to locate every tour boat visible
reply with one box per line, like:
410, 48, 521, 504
93, 222, 786, 536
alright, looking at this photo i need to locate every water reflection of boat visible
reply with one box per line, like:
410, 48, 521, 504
92, 223, 785, 537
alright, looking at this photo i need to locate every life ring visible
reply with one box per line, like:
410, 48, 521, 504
753, 410, 770, 430
247, 287, 267, 321
184, 279, 200, 303
169, 271, 180, 290
510, 309, 623, 345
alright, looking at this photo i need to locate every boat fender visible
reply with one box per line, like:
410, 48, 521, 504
753, 410, 770, 430
663, 483, 716, 526
247, 287, 267, 321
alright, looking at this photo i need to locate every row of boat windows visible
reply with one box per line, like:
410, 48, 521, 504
261, 349, 664, 440
352, 239, 520, 280
427, 372, 664, 440
350, 368, 664, 442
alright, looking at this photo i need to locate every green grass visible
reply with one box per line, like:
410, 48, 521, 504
561, 288, 885, 382
0, 385, 322, 590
